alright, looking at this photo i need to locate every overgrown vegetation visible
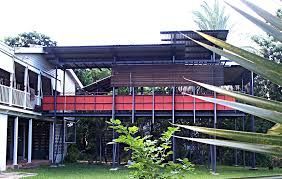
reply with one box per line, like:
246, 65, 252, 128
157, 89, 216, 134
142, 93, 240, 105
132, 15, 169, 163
108, 119, 194, 179
175, 0, 282, 168
4, 31, 56, 47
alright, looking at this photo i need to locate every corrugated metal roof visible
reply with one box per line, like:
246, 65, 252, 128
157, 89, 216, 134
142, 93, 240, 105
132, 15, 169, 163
43, 30, 229, 69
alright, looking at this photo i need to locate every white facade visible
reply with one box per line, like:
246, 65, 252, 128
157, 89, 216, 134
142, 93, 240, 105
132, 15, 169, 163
0, 42, 83, 170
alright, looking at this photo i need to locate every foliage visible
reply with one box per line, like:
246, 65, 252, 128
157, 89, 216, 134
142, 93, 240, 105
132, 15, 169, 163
108, 119, 194, 179
4, 31, 56, 47
192, 0, 230, 30
74, 69, 111, 86
176, 0, 282, 159
76, 118, 109, 163
65, 144, 80, 163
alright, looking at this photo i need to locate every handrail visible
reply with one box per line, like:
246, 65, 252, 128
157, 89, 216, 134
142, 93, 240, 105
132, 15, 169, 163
0, 83, 40, 109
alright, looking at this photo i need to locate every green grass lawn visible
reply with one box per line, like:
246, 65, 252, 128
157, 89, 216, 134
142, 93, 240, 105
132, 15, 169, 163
15, 163, 282, 179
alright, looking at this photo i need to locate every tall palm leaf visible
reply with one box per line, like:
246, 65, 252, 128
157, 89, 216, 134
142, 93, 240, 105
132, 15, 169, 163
193, 0, 230, 30
176, 0, 282, 157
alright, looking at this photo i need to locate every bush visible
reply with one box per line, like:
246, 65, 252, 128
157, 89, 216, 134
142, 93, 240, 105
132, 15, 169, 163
108, 119, 194, 179
65, 144, 80, 163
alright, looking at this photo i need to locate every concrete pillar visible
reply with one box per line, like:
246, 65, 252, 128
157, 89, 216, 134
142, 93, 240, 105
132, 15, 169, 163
28, 119, 32, 163
0, 114, 8, 171
13, 117, 18, 166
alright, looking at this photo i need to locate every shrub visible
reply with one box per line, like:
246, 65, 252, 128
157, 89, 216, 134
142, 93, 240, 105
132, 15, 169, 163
108, 119, 194, 179
65, 144, 80, 163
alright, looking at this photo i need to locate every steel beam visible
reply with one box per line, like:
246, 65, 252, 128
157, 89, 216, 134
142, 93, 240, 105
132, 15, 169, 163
250, 71, 256, 169
152, 87, 155, 124
61, 69, 66, 165
172, 86, 176, 162
211, 92, 217, 173
52, 66, 58, 165
132, 87, 135, 123
112, 87, 117, 168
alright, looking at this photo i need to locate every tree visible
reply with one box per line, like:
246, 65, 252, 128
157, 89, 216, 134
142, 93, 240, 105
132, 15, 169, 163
4, 31, 56, 47
175, 0, 282, 163
253, 9, 282, 102
74, 69, 111, 86
192, 0, 230, 30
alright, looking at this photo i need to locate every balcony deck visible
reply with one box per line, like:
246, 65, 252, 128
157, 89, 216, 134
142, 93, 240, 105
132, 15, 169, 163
42, 95, 243, 117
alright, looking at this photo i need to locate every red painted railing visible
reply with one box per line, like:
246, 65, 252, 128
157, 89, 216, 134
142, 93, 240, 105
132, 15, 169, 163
42, 95, 235, 111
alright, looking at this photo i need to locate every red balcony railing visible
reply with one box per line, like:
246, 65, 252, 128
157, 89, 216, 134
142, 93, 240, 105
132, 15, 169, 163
42, 95, 235, 111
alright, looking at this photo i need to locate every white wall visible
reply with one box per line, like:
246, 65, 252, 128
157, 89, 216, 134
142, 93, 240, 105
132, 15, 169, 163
15, 53, 78, 95
0, 114, 8, 171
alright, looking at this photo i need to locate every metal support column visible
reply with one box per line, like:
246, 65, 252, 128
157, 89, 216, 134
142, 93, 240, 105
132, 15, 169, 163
250, 71, 256, 169
52, 66, 58, 165
242, 116, 246, 167
132, 87, 135, 123
61, 69, 66, 165
211, 92, 217, 173
234, 118, 238, 166
193, 86, 196, 123
112, 87, 117, 168
172, 86, 176, 162
152, 87, 155, 124
241, 74, 246, 167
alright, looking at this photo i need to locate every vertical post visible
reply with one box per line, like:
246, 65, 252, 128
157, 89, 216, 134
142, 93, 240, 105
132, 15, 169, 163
23, 66, 28, 109
242, 116, 246, 167
172, 86, 176, 162
241, 74, 246, 167
52, 66, 58, 165
9, 72, 14, 106
234, 118, 238, 166
250, 71, 256, 169
152, 87, 155, 124
13, 116, 19, 166
49, 123, 54, 162
132, 87, 135, 123
22, 123, 26, 160
28, 119, 32, 163
37, 72, 41, 106
0, 114, 8, 171
112, 87, 116, 168
61, 69, 66, 165
211, 92, 217, 173
193, 86, 196, 123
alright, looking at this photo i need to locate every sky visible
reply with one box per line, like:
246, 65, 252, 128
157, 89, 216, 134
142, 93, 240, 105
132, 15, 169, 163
0, 0, 281, 46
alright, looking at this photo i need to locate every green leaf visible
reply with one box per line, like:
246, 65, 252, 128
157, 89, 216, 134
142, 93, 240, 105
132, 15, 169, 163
184, 78, 282, 113
183, 32, 282, 86
174, 136, 282, 157
194, 31, 282, 77
267, 124, 282, 135
225, 1, 282, 42
239, 0, 282, 31
173, 124, 282, 146
184, 93, 282, 124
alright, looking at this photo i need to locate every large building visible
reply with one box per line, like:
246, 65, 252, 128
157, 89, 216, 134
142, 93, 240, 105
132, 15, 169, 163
0, 42, 82, 171
0, 30, 252, 172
